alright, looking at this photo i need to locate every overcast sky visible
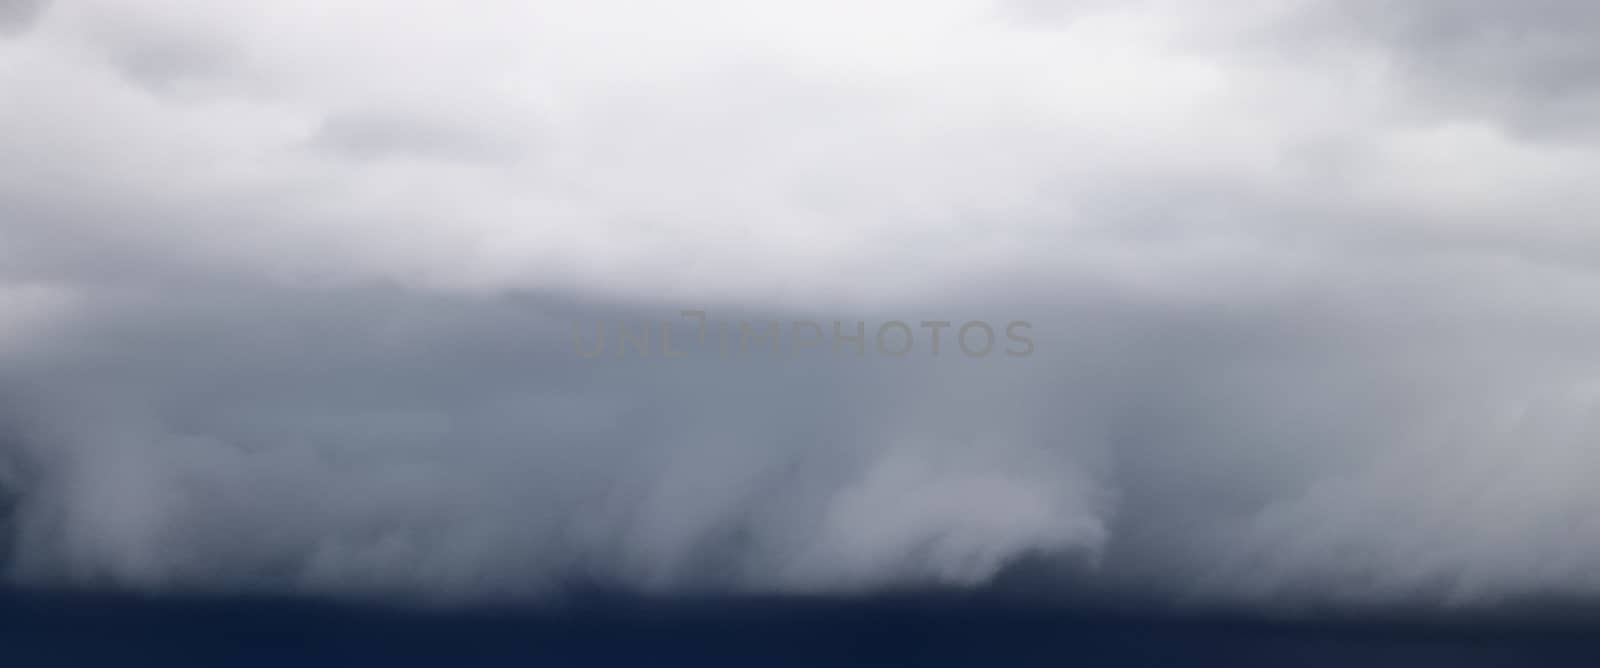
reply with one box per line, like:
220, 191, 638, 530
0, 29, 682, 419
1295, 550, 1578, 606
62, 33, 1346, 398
4, 0, 1600, 608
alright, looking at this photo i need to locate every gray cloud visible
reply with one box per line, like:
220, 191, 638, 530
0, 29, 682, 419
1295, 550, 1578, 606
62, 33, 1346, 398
71, 8, 259, 98
5, 0, 1600, 610
103, 34, 238, 95
0, 0, 46, 37
1280, 0, 1600, 139
311, 109, 524, 164
0, 283, 1110, 597
6, 248, 1600, 605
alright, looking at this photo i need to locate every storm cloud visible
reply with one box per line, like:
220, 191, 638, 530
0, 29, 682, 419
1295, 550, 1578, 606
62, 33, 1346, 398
3, 0, 1600, 609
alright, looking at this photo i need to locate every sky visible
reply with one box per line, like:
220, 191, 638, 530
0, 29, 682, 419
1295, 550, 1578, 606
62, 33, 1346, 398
4, 0, 1600, 609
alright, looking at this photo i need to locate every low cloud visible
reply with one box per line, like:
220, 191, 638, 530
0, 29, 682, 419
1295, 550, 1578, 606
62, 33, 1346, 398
4, 0, 1600, 610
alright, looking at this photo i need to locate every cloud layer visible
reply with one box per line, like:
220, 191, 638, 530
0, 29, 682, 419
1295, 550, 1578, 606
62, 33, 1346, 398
4, 0, 1600, 608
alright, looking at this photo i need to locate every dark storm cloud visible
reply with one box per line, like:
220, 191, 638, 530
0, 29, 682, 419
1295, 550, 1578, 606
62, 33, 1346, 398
0, 278, 1109, 597
6, 0, 1600, 610
7, 238, 1600, 604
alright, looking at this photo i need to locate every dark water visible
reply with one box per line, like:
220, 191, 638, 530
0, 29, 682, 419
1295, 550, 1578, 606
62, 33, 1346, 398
4, 589, 1599, 666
